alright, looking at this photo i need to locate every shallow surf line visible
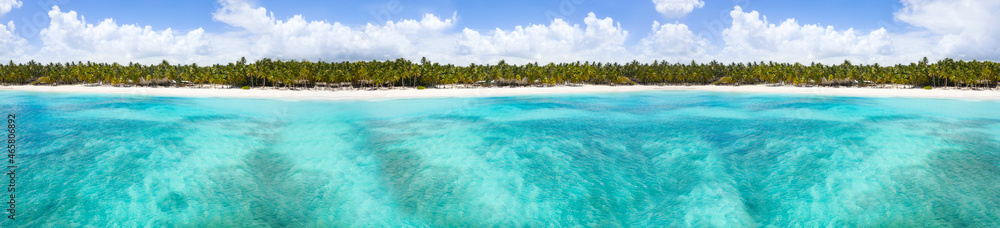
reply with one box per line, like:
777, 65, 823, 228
2, 85, 999, 101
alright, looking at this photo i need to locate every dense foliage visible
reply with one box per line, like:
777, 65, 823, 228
1, 57, 998, 89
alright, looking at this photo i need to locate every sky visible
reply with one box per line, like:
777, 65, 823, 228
0, 0, 997, 65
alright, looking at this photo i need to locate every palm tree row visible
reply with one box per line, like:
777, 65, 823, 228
1, 57, 998, 89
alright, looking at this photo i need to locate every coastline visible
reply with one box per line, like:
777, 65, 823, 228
2, 84, 999, 101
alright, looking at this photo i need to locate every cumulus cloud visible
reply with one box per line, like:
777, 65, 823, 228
719, 6, 893, 64
5, 0, 997, 65
0, 21, 29, 59
36, 6, 211, 64
0, 0, 21, 16
211, 0, 274, 32
637, 21, 710, 62
456, 12, 630, 64
0, 0, 28, 60
895, 0, 1000, 60
211, 0, 457, 62
652, 0, 704, 18
211, 0, 631, 64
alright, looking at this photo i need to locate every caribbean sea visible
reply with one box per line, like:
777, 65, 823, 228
1, 90, 998, 227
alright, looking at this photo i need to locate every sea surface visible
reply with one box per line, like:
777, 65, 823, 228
1, 90, 999, 227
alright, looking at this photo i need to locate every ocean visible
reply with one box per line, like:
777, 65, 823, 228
2, 90, 998, 227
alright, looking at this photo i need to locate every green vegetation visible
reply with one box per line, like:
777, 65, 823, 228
242, 86, 250, 90
714, 76, 735, 85
417, 86, 426, 90
924, 86, 933, 90
31, 76, 53, 85
1, 57, 997, 90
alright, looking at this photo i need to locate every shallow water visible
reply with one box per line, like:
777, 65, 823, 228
1, 90, 999, 227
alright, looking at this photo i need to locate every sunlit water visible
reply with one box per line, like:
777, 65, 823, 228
1, 90, 999, 227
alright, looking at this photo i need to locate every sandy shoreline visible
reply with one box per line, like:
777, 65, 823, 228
2, 85, 999, 101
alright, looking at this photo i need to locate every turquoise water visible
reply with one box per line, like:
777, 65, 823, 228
2, 90, 999, 227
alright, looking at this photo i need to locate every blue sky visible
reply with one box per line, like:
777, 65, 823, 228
5, 0, 901, 43
0, 0, 995, 65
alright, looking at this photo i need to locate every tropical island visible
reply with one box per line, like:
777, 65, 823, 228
1, 57, 999, 100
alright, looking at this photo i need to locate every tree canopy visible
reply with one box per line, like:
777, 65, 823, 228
1, 58, 997, 89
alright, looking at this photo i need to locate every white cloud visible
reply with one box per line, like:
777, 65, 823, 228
211, 0, 273, 32
0, 0, 28, 60
5, 0, 997, 66
895, 0, 1000, 60
456, 12, 630, 64
211, 0, 457, 62
652, 0, 704, 18
0, 21, 29, 59
36, 6, 211, 64
0, 0, 23, 60
0, 0, 22, 17
211, 0, 632, 64
719, 6, 893, 64
637, 21, 710, 62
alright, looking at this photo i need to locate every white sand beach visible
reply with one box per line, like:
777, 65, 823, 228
2, 85, 999, 101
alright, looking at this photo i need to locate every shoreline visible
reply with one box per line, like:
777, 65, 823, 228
2, 85, 999, 101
